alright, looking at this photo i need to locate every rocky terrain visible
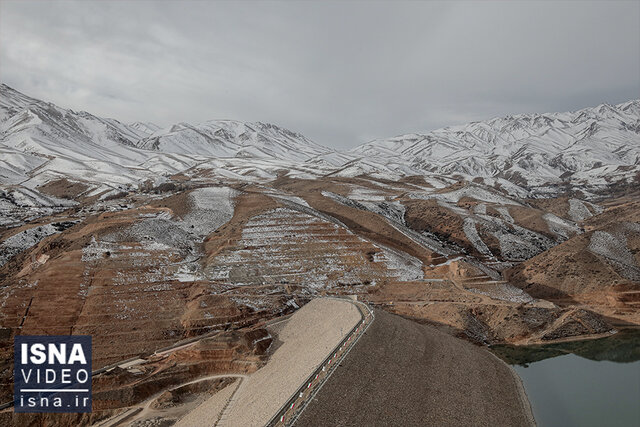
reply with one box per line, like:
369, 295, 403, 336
0, 83, 638, 424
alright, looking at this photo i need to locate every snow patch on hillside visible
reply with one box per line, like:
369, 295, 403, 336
181, 187, 238, 239
495, 207, 514, 223
543, 213, 581, 240
0, 224, 59, 267
568, 198, 593, 222
588, 227, 640, 281
468, 283, 534, 304
463, 218, 492, 257
376, 245, 424, 282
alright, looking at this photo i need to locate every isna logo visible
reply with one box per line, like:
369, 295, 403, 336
14, 336, 92, 413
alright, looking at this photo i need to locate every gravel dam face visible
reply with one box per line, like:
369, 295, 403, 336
296, 309, 534, 427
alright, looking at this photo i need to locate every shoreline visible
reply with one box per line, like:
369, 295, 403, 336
499, 327, 636, 347
486, 348, 537, 426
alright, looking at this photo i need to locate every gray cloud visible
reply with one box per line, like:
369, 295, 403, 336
1, 0, 638, 149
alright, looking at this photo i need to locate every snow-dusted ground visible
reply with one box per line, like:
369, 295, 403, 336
462, 218, 493, 257
208, 207, 368, 289
322, 190, 459, 256
267, 193, 310, 207
325, 183, 563, 264
475, 213, 556, 261
467, 283, 534, 304
0, 223, 61, 267
181, 187, 238, 239
568, 198, 594, 222
495, 206, 514, 223
543, 213, 581, 240
322, 190, 406, 224
106, 186, 238, 251
417, 185, 523, 206
1, 84, 636, 297
374, 245, 424, 282
112, 216, 195, 254
346, 186, 389, 202
494, 232, 543, 262
206, 205, 424, 292
588, 225, 640, 281
81, 237, 121, 262
0, 148, 48, 184
473, 203, 487, 215
79, 186, 241, 295
1, 186, 76, 211
361, 200, 406, 224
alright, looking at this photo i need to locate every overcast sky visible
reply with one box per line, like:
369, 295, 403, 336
1, 0, 639, 149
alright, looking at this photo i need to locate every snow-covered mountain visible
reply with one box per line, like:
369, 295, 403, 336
0, 83, 200, 198
136, 119, 340, 164
129, 121, 161, 135
351, 101, 640, 192
0, 83, 153, 164
1, 82, 639, 198
0, 84, 341, 197
0, 84, 345, 172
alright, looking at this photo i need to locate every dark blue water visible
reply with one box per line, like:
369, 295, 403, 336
492, 330, 640, 427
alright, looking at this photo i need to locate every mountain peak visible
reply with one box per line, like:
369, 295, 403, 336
2, 82, 638, 195
136, 118, 336, 162
351, 99, 640, 191
129, 121, 161, 135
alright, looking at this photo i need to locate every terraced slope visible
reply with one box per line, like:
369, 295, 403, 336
206, 207, 422, 296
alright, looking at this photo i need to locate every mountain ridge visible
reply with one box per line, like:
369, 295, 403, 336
1, 83, 638, 197
135, 118, 341, 164
349, 98, 640, 192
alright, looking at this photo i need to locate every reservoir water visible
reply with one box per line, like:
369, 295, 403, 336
492, 329, 640, 427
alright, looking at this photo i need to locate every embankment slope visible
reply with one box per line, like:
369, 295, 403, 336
295, 309, 534, 426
